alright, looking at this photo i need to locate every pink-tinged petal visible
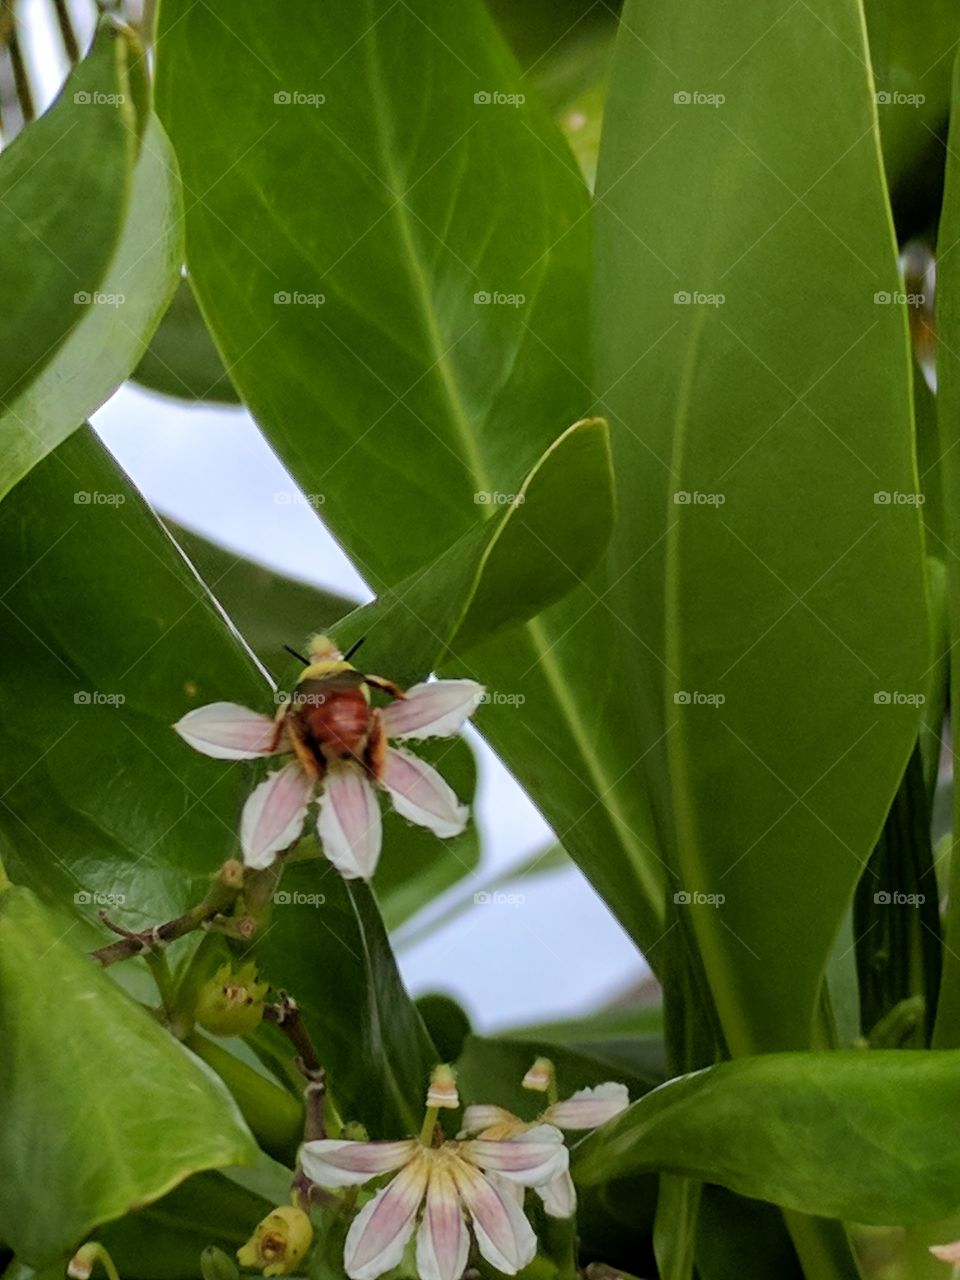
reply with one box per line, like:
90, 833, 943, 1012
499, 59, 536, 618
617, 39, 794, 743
452, 1161, 536, 1275
416, 1161, 469, 1280
240, 762, 312, 869
381, 680, 484, 741
538, 1170, 577, 1218
300, 1139, 417, 1189
381, 748, 467, 838
461, 1123, 568, 1186
931, 1240, 960, 1264
173, 702, 280, 760
543, 1082, 630, 1130
460, 1104, 521, 1136
344, 1154, 429, 1280
317, 767, 382, 879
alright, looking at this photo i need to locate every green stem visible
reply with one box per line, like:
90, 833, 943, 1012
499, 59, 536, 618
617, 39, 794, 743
419, 1106, 439, 1146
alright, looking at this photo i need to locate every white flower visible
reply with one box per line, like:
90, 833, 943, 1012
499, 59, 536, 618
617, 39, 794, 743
173, 636, 483, 879
461, 1081, 630, 1219
300, 1127, 568, 1280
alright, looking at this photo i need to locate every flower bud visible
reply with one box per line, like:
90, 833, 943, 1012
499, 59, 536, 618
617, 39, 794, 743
340, 1120, 369, 1141
522, 1056, 555, 1093
236, 1206, 313, 1277
426, 1063, 459, 1109
200, 1246, 240, 1280
195, 961, 268, 1037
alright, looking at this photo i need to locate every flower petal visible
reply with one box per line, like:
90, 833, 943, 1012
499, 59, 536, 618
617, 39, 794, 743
344, 1155, 429, 1280
173, 702, 280, 760
461, 1123, 569, 1186
931, 1240, 960, 1264
300, 1139, 418, 1188
460, 1104, 520, 1135
317, 767, 382, 879
543, 1082, 630, 1130
452, 1161, 537, 1275
240, 761, 312, 869
538, 1170, 577, 1218
416, 1161, 469, 1280
381, 680, 484, 741
380, 747, 467, 838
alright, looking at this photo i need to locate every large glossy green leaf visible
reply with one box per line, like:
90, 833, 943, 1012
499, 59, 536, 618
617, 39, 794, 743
0, 26, 182, 499
573, 1049, 960, 1226
597, 0, 928, 1053
932, 54, 960, 1049
155, 0, 667, 957
0, 883, 257, 1266
0, 429, 435, 1136
328, 418, 614, 684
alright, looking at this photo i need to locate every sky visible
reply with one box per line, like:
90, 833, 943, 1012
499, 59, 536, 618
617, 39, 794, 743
20, 0, 647, 1032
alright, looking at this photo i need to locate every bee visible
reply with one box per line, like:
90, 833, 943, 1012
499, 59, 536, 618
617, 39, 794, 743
274, 634, 404, 781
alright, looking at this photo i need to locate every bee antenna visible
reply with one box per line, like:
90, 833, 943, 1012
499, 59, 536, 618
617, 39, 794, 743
284, 644, 310, 666
343, 636, 366, 662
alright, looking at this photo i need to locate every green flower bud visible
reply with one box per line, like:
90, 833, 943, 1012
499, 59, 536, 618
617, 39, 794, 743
201, 1247, 240, 1280
195, 961, 268, 1037
237, 1206, 313, 1277
340, 1120, 369, 1142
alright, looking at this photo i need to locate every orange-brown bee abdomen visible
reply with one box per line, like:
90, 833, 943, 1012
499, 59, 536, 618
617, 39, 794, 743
292, 677, 372, 763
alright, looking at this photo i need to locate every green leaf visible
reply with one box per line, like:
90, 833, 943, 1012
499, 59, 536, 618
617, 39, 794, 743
573, 1049, 960, 1225
164, 519, 356, 681
597, 0, 929, 1053
155, 0, 668, 958
932, 52, 960, 1049
0, 884, 257, 1266
133, 277, 240, 404
328, 418, 615, 685
253, 874, 437, 1136
0, 27, 182, 499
